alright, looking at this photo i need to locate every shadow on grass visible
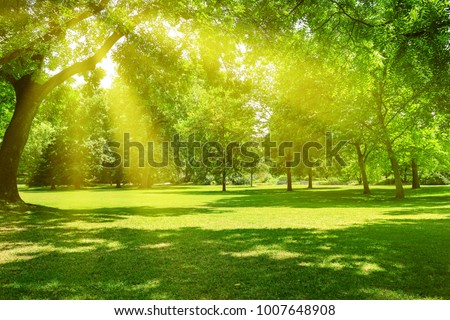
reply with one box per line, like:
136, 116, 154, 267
1, 186, 448, 299
0, 205, 232, 230
200, 187, 450, 210
0, 209, 448, 299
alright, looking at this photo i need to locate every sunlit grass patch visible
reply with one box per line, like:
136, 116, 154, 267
0, 185, 448, 299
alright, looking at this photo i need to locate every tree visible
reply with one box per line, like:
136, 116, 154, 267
177, 82, 256, 191
0, 1, 126, 202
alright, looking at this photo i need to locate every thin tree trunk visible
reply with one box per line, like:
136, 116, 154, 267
250, 171, 253, 187
286, 166, 293, 192
114, 167, 123, 188
355, 143, 370, 194
308, 167, 313, 189
412, 158, 420, 189
222, 169, 226, 192
374, 84, 405, 200
385, 139, 405, 199
286, 151, 293, 191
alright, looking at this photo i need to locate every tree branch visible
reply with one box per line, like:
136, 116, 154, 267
0, 0, 110, 66
364, 148, 372, 162
288, 0, 305, 15
400, 20, 450, 38
311, 11, 339, 33
331, 0, 375, 27
391, 125, 413, 144
40, 31, 123, 98
362, 121, 375, 132
330, 0, 449, 38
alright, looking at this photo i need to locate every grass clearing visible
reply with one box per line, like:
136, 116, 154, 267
0, 185, 449, 299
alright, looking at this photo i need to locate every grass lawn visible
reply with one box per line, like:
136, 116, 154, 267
0, 185, 449, 299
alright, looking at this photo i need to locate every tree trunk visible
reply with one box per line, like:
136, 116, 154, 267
250, 171, 253, 187
113, 167, 123, 188
308, 168, 313, 189
0, 78, 42, 203
286, 166, 293, 192
385, 139, 405, 199
355, 143, 370, 194
374, 86, 405, 200
141, 167, 152, 188
73, 180, 82, 190
222, 169, 226, 192
411, 158, 420, 189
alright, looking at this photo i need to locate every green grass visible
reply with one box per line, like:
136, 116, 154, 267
0, 185, 449, 299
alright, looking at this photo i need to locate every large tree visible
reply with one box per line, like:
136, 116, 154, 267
0, 0, 127, 202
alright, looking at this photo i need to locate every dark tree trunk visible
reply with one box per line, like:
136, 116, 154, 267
74, 181, 82, 190
250, 171, 253, 187
222, 169, 226, 192
286, 166, 293, 192
375, 88, 405, 200
0, 77, 42, 203
286, 151, 293, 192
308, 168, 313, 189
114, 167, 123, 189
385, 139, 405, 199
412, 158, 420, 189
355, 143, 370, 195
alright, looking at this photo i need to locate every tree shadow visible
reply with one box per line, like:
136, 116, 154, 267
0, 214, 448, 299
0, 205, 230, 230
204, 187, 450, 210
1, 186, 448, 299
383, 207, 450, 216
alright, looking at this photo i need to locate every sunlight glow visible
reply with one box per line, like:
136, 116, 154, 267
99, 54, 117, 89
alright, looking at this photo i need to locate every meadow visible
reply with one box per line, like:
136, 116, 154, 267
0, 185, 449, 299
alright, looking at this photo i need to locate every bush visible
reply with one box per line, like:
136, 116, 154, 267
230, 173, 250, 185
375, 178, 396, 185
421, 172, 450, 185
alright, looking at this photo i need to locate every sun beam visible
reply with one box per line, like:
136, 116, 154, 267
99, 53, 117, 89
